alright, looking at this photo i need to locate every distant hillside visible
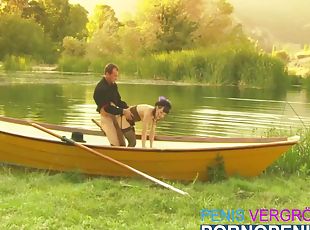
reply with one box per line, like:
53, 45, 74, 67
228, 0, 310, 47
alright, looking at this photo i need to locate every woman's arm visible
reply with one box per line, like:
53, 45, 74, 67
137, 105, 155, 148
149, 122, 156, 148
141, 121, 148, 148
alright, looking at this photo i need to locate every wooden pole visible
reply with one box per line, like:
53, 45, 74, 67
92, 119, 104, 133
28, 121, 188, 196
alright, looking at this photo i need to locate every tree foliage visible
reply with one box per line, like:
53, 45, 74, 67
86, 20, 122, 59
64, 4, 88, 40
0, 0, 28, 15
153, 0, 197, 51
135, 0, 235, 52
0, 0, 250, 67
86, 5, 122, 59
135, 0, 195, 52
118, 21, 144, 57
22, 1, 47, 26
1, 0, 88, 43
0, 0, 88, 61
0, 14, 51, 60
42, 0, 73, 42
62, 36, 85, 57
194, 0, 234, 45
87, 5, 121, 40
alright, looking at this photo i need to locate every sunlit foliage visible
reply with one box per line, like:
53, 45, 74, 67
0, 15, 51, 61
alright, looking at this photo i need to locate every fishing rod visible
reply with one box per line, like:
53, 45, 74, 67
286, 101, 306, 129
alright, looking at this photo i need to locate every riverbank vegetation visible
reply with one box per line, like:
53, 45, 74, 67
0, 167, 309, 229
265, 128, 310, 176
0, 0, 301, 89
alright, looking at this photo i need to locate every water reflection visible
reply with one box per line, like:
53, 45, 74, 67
0, 74, 309, 137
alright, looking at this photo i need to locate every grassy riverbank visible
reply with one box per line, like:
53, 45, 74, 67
0, 166, 309, 229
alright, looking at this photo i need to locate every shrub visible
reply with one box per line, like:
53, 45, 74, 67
58, 56, 90, 72
3, 55, 32, 71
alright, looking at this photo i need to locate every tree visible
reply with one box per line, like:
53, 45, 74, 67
25, 0, 88, 43
42, 0, 71, 42
154, 1, 197, 51
87, 5, 121, 40
0, 0, 28, 15
136, 0, 197, 52
86, 20, 122, 59
86, 5, 122, 58
64, 4, 88, 40
62, 36, 85, 57
0, 15, 52, 61
118, 20, 144, 57
22, 1, 47, 26
191, 0, 234, 46
135, 0, 235, 52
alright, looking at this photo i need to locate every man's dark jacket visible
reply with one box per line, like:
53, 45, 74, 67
93, 77, 128, 115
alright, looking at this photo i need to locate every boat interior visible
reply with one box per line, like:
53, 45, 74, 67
0, 116, 299, 150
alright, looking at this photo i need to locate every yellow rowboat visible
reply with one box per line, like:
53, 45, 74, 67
0, 116, 299, 181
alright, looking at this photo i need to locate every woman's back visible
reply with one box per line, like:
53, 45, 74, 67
136, 104, 154, 123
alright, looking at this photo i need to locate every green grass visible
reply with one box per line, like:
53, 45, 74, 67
0, 166, 309, 229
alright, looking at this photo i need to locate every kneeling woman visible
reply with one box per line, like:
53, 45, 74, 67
117, 97, 171, 148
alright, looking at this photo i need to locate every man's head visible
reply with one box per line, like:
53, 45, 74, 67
104, 63, 119, 84
154, 96, 172, 120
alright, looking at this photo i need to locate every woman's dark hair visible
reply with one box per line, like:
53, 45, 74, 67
104, 63, 119, 74
155, 96, 171, 113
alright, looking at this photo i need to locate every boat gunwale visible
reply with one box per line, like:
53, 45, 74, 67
0, 127, 299, 153
0, 116, 291, 144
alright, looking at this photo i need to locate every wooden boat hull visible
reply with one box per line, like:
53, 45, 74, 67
0, 116, 299, 181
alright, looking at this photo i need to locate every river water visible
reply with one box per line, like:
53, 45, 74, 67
1, 73, 309, 137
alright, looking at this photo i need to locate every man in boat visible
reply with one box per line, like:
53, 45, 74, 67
117, 97, 171, 148
93, 63, 133, 146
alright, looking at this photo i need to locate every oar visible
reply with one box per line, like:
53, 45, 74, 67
92, 119, 104, 133
27, 121, 188, 196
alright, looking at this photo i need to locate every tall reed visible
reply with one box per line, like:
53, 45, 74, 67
113, 43, 289, 88
58, 56, 90, 73
3, 55, 33, 71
